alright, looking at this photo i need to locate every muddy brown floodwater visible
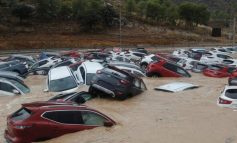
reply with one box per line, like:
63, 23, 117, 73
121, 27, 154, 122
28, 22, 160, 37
1, 73, 237, 143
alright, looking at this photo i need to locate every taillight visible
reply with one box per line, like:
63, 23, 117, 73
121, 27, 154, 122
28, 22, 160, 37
120, 79, 129, 85
15, 125, 32, 129
219, 97, 232, 104
96, 70, 102, 74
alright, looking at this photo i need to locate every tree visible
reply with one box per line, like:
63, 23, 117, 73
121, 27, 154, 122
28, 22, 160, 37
12, 3, 35, 22
179, 2, 210, 27
37, 0, 62, 20
125, 0, 136, 16
146, 0, 165, 21
59, 0, 73, 20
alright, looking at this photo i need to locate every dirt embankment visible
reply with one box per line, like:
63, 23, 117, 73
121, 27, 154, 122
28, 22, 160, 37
0, 21, 230, 50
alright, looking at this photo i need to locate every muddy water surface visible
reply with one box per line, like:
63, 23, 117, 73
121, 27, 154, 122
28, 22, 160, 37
0, 74, 237, 143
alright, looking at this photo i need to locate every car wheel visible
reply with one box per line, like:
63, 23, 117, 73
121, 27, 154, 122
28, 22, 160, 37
152, 73, 160, 78
88, 86, 97, 97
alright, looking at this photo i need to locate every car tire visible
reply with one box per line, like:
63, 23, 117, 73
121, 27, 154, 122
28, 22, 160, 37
88, 86, 97, 97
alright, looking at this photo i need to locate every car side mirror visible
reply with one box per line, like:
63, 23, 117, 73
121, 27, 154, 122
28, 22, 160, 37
12, 89, 20, 95
44, 89, 49, 92
104, 121, 113, 127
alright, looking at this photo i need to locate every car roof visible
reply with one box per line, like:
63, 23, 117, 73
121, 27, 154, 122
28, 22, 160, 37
49, 66, 71, 80
82, 61, 103, 73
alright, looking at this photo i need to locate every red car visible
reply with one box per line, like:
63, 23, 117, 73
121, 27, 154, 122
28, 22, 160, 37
146, 60, 191, 77
5, 102, 115, 143
203, 65, 236, 78
60, 50, 81, 58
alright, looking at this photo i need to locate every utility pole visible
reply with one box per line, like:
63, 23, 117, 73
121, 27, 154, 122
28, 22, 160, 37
119, 0, 122, 48
233, 17, 236, 46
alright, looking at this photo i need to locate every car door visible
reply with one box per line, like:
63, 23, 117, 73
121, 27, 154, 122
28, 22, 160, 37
0, 81, 17, 96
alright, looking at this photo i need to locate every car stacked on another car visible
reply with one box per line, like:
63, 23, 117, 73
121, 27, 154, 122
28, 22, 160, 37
90, 66, 147, 100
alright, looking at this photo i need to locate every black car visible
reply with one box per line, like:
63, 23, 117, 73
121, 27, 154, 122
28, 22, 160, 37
48, 91, 93, 104
0, 61, 28, 76
89, 66, 147, 100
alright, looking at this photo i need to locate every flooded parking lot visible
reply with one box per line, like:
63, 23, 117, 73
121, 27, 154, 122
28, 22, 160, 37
1, 73, 237, 143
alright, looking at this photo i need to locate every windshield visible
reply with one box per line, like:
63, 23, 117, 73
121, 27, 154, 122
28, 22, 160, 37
9, 80, 30, 94
49, 76, 77, 92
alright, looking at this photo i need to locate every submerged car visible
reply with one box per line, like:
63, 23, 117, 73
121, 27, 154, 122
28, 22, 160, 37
146, 60, 191, 77
0, 78, 30, 96
90, 66, 147, 100
0, 61, 28, 76
218, 85, 237, 108
5, 103, 115, 143
45, 66, 80, 94
48, 91, 93, 104
203, 65, 236, 78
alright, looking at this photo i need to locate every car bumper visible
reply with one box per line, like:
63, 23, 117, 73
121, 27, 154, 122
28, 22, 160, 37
4, 129, 22, 143
91, 84, 115, 97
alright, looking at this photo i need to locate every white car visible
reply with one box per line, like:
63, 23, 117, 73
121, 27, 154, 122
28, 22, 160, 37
200, 52, 233, 65
111, 55, 131, 63
30, 57, 62, 70
75, 61, 104, 85
222, 59, 237, 67
176, 58, 198, 70
45, 66, 79, 94
140, 54, 159, 70
119, 51, 146, 61
0, 78, 30, 96
211, 47, 232, 55
218, 85, 237, 108
172, 49, 189, 58
222, 46, 237, 53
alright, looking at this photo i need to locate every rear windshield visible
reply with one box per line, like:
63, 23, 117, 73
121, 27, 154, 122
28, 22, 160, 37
225, 89, 237, 99
104, 68, 129, 79
11, 108, 32, 121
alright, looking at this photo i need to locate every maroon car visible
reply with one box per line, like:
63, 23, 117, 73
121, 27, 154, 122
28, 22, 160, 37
146, 60, 191, 77
203, 65, 236, 78
5, 102, 115, 143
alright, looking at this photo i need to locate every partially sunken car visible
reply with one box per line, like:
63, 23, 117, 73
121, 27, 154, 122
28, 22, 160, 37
218, 85, 237, 108
0, 78, 30, 96
45, 66, 80, 94
146, 60, 191, 77
89, 66, 147, 100
4, 103, 115, 143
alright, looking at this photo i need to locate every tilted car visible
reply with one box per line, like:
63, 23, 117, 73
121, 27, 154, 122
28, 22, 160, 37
45, 66, 80, 94
90, 66, 147, 100
191, 62, 208, 73
30, 57, 62, 71
4, 103, 115, 143
217, 85, 237, 108
3, 54, 36, 67
74, 61, 104, 85
0, 61, 28, 76
146, 60, 191, 77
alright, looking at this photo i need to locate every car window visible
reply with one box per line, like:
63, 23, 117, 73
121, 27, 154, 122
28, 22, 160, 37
9, 79, 30, 94
80, 67, 86, 82
55, 61, 72, 68
81, 111, 107, 126
86, 73, 95, 85
151, 56, 159, 61
163, 63, 190, 77
43, 111, 83, 124
39, 60, 48, 66
11, 108, 32, 121
49, 76, 77, 92
225, 89, 237, 99
0, 82, 16, 93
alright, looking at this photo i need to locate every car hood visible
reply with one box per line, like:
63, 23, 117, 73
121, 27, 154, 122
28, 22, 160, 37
154, 82, 199, 92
